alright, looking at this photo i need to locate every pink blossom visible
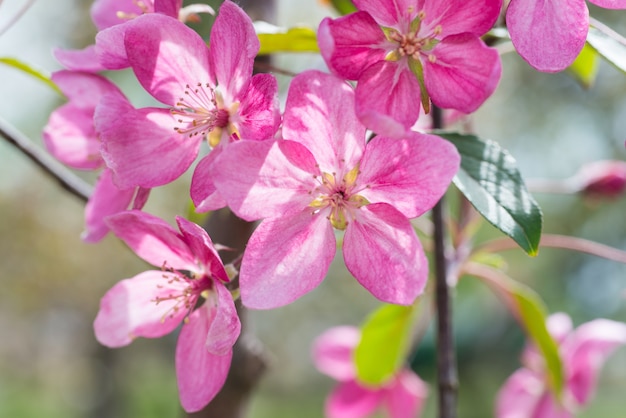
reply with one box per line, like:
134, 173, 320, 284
94, 210, 240, 412
318, 0, 502, 137
313, 326, 428, 418
211, 70, 459, 309
506, 0, 626, 72
496, 313, 626, 418
94, 1, 280, 211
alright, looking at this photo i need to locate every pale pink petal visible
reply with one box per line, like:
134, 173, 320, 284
343, 203, 427, 305
154, 0, 181, 17
106, 210, 198, 271
235, 73, 280, 141
209, 0, 258, 104
91, 0, 146, 30
211, 140, 318, 221
532, 392, 572, 418
385, 370, 428, 418
588, 0, 626, 8
352, 0, 414, 27
53, 46, 106, 72
507, 0, 588, 72
94, 24, 130, 70
132, 187, 151, 210
52, 69, 124, 109
565, 319, 626, 405
358, 133, 459, 218
326, 380, 382, 418
425, 34, 501, 113
176, 307, 232, 412
283, 71, 365, 175
423, 0, 502, 36
94, 270, 188, 347
95, 94, 200, 189
355, 61, 420, 138
204, 282, 241, 356
495, 368, 544, 418
318, 13, 388, 81
175, 216, 229, 282
312, 326, 360, 381
240, 210, 336, 309
82, 169, 135, 243
190, 150, 228, 213
124, 13, 212, 105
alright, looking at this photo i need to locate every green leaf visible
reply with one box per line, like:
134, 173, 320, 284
587, 21, 626, 75
439, 132, 543, 256
567, 43, 599, 89
354, 303, 418, 385
255, 22, 319, 55
0, 57, 63, 96
328, 0, 357, 15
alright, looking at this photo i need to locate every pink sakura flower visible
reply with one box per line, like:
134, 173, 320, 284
211, 70, 459, 309
42, 70, 148, 242
496, 313, 626, 418
94, 0, 280, 211
313, 326, 428, 418
94, 210, 240, 412
318, 0, 502, 138
507, 0, 626, 72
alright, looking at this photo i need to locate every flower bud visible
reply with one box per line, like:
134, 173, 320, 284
576, 160, 626, 197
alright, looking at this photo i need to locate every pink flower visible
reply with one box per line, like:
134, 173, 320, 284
313, 326, 428, 418
94, 210, 240, 412
318, 0, 502, 137
94, 1, 280, 211
506, 0, 626, 72
211, 70, 459, 309
496, 313, 626, 418
42, 70, 147, 242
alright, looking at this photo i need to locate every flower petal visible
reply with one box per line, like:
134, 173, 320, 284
507, 0, 588, 72
235, 73, 280, 141
94, 23, 130, 70
352, 0, 414, 28
91, 0, 146, 30
358, 133, 459, 218
425, 34, 501, 113
385, 370, 428, 418
176, 307, 232, 412
313, 326, 360, 381
240, 210, 336, 309
423, 0, 502, 36
495, 368, 544, 418
588, 0, 626, 8
326, 380, 382, 418
53, 46, 106, 72
283, 70, 365, 175
190, 150, 228, 213
175, 216, 229, 282
343, 203, 427, 305
94, 270, 188, 347
204, 281, 241, 356
154, 0, 182, 18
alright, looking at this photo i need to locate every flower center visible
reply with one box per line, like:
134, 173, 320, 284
385, 12, 441, 63
309, 166, 369, 230
171, 82, 230, 140
152, 267, 213, 323
116, 0, 155, 20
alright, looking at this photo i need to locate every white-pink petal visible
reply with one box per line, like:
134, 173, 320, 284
204, 282, 241, 356
326, 380, 382, 418
312, 326, 360, 381
385, 370, 428, 418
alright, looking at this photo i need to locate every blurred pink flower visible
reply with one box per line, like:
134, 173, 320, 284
496, 313, 626, 418
94, 211, 240, 412
313, 326, 428, 418
318, 0, 502, 137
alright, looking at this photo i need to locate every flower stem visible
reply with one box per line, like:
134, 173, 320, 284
432, 105, 458, 418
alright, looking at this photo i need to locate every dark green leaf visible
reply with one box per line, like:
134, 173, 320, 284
440, 132, 542, 256
587, 21, 626, 74
0, 57, 62, 96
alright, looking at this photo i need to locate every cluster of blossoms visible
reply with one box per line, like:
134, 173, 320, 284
41, 0, 626, 414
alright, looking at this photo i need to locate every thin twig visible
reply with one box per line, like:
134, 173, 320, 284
0, 116, 92, 202
0, 0, 36, 36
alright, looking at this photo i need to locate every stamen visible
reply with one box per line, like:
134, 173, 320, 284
171, 82, 228, 139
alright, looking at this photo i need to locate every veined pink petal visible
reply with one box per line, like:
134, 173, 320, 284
94, 270, 188, 347
358, 133, 459, 218
53, 46, 106, 72
94, 23, 130, 70
176, 307, 232, 412
211, 140, 318, 221
209, 0, 258, 105
82, 169, 135, 243
326, 380, 382, 418
190, 150, 228, 213
564, 319, 626, 405
106, 210, 198, 271
204, 282, 241, 356
52, 69, 123, 109
355, 61, 420, 138
235, 73, 281, 141
589, 0, 626, 8
283, 71, 365, 174
425, 34, 501, 113
154, 0, 182, 17
124, 13, 212, 105
507, 0, 588, 72
240, 210, 336, 309
352, 0, 415, 28
312, 326, 360, 381
96, 94, 200, 189
385, 370, 428, 418
318, 13, 388, 81
343, 203, 427, 305
175, 216, 229, 283
91, 0, 145, 31
495, 368, 544, 418
423, 0, 502, 36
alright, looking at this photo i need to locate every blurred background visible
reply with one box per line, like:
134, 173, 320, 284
0, 0, 625, 417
